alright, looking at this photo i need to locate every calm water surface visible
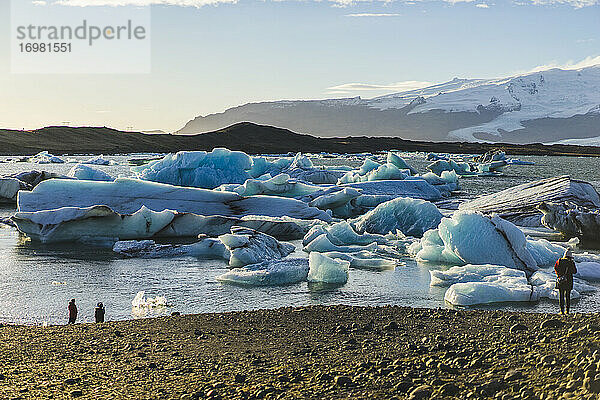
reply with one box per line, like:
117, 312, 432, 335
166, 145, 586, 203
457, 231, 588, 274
1, 153, 599, 325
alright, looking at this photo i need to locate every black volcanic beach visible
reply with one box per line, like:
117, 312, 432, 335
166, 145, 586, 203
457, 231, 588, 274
0, 306, 599, 400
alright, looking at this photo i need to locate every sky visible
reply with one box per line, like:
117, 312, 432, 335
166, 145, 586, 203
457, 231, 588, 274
0, 0, 598, 132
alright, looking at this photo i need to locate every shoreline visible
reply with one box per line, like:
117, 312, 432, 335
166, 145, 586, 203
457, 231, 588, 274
1, 305, 599, 399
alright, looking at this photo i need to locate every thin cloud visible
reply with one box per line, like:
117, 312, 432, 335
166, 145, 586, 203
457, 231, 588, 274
475, 3, 490, 7
32, 0, 47, 4
345, 13, 402, 16
54, 0, 236, 6
327, 80, 431, 94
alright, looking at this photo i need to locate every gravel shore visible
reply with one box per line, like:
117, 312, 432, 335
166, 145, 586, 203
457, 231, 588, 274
1, 305, 599, 400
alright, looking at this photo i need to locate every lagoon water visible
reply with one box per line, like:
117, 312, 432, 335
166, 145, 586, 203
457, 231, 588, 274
1, 153, 600, 325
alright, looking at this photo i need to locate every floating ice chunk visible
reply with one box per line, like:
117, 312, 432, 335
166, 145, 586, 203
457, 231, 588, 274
113, 238, 230, 259
529, 270, 592, 300
387, 152, 417, 175
132, 148, 253, 189
308, 188, 362, 218
322, 251, 396, 270
219, 227, 295, 267
338, 162, 408, 184
132, 291, 167, 308
68, 164, 113, 181
444, 281, 539, 306
29, 151, 65, 164
341, 180, 443, 200
412, 211, 538, 273
303, 221, 386, 247
525, 238, 565, 267
218, 173, 321, 197
303, 233, 378, 253
307, 252, 350, 284
216, 258, 309, 286
430, 264, 527, 287
460, 176, 600, 227
476, 160, 507, 174
539, 201, 600, 242
17, 178, 332, 222
351, 197, 443, 237
426, 153, 449, 162
13, 205, 175, 244
575, 262, 600, 281
507, 159, 535, 166
83, 155, 112, 165
0, 178, 26, 202
427, 160, 472, 176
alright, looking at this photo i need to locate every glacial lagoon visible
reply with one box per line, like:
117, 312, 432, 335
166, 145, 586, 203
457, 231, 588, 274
1, 152, 600, 325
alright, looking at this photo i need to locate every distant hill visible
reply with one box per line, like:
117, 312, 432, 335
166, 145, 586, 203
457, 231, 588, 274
1, 123, 600, 157
177, 66, 600, 144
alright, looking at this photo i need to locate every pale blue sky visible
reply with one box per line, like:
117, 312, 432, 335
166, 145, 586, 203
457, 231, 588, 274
0, 0, 598, 132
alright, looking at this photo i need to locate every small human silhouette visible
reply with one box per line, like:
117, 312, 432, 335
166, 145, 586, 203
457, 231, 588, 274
95, 302, 105, 323
555, 249, 577, 315
68, 299, 77, 324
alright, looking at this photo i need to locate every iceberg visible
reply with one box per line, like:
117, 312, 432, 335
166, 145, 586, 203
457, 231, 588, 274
132, 148, 253, 189
113, 237, 230, 259
351, 197, 443, 237
307, 188, 362, 218
427, 159, 473, 176
539, 201, 600, 242
338, 161, 408, 184
0, 178, 27, 203
529, 270, 594, 300
411, 211, 538, 274
307, 252, 350, 284
17, 178, 332, 221
430, 264, 527, 287
339, 180, 443, 200
83, 155, 112, 165
219, 227, 296, 267
322, 251, 396, 270
387, 152, 417, 175
217, 173, 321, 197
0, 171, 72, 203
12, 205, 176, 244
29, 151, 65, 164
68, 164, 113, 181
444, 281, 539, 306
574, 262, 600, 281
216, 258, 309, 286
131, 291, 167, 309
303, 233, 379, 253
459, 176, 600, 227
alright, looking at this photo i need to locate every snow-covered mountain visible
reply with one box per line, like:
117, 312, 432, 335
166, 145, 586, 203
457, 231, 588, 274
178, 65, 600, 144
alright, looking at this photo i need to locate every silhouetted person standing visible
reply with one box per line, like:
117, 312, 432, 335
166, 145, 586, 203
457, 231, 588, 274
95, 302, 105, 323
555, 249, 577, 315
68, 299, 77, 324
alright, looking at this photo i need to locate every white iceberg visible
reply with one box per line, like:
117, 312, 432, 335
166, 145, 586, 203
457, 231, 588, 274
307, 252, 350, 284
132, 148, 253, 189
387, 152, 417, 175
303, 233, 379, 253
131, 291, 168, 311
17, 178, 332, 222
29, 151, 65, 164
351, 197, 443, 237
430, 264, 527, 287
338, 160, 409, 184
113, 238, 230, 259
219, 227, 296, 267
217, 173, 321, 197
13, 205, 175, 244
216, 258, 309, 286
575, 262, 600, 281
411, 211, 538, 274
459, 176, 600, 227
444, 281, 539, 306
83, 155, 112, 165
68, 164, 113, 181
303, 221, 387, 248
322, 251, 396, 270
427, 159, 473, 176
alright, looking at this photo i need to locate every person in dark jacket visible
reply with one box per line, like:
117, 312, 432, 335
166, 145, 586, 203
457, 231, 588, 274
95, 302, 105, 323
554, 249, 577, 315
68, 299, 77, 324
